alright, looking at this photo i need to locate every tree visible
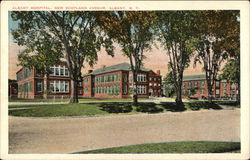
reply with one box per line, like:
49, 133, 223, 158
97, 11, 156, 106
156, 11, 198, 105
16, 32, 63, 99
11, 11, 114, 103
194, 11, 240, 103
219, 59, 240, 102
163, 72, 176, 97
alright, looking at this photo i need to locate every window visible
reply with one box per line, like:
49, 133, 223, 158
123, 85, 127, 94
60, 67, 64, 76
137, 74, 146, 82
79, 89, 82, 95
188, 82, 192, 88
216, 81, 220, 87
78, 82, 82, 87
137, 85, 146, 94
123, 74, 127, 82
149, 77, 152, 81
149, 83, 152, 86
36, 81, 43, 93
201, 89, 204, 94
65, 68, 69, 76
49, 81, 69, 93
194, 82, 198, 87
216, 89, 220, 95
50, 65, 69, 77
201, 81, 205, 87
223, 89, 227, 96
231, 83, 236, 89
117, 85, 120, 94
117, 74, 120, 81
55, 67, 60, 76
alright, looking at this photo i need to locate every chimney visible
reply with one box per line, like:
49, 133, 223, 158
156, 70, 161, 75
88, 70, 93, 74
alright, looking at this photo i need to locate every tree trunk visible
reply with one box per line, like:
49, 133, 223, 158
43, 74, 47, 99
133, 72, 138, 106
207, 85, 213, 104
69, 79, 79, 103
237, 82, 240, 104
175, 83, 183, 105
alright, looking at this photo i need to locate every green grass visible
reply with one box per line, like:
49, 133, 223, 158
9, 97, 148, 103
9, 103, 140, 117
9, 104, 108, 117
74, 141, 240, 153
9, 101, 226, 117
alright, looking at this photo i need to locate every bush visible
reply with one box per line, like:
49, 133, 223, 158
99, 103, 133, 113
136, 103, 163, 113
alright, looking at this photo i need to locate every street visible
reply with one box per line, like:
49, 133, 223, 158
9, 109, 240, 153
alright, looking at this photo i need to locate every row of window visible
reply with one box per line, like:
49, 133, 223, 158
94, 85, 121, 95
149, 83, 161, 87
17, 68, 32, 81
185, 81, 205, 88
137, 74, 147, 82
184, 81, 237, 89
183, 88, 238, 95
137, 85, 147, 94
18, 81, 32, 93
149, 77, 161, 82
49, 80, 69, 93
95, 74, 121, 83
50, 65, 69, 77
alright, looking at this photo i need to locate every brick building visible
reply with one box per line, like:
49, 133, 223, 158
9, 79, 18, 98
182, 74, 238, 99
16, 62, 83, 99
83, 62, 162, 98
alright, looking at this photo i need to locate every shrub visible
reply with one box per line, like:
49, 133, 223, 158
136, 103, 163, 113
99, 103, 132, 113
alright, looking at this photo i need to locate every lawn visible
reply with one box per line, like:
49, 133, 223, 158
9, 103, 136, 117
74, 141, 240, 153
8, 101, 226, 117
9, 97, 149, 103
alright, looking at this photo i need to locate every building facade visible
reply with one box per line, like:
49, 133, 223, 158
182, 74, 238, 99
15, 62, 161, 99
16, 62, 83, 99
83, 63, 162, 98
9, 79, 18, 98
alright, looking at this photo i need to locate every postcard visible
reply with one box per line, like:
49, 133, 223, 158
1, 1, 249, 160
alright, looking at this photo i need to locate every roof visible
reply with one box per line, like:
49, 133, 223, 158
85, 62, 151, 76
183, 74, 206, 81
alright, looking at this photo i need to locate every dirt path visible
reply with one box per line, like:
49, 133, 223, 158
9, 109, 240, 153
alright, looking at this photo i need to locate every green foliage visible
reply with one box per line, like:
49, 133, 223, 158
76, 141, 240, 153
99, 103, 132, 113
219, 59, 240, 83
9, 101, 226, 117
193, 11, 240, 103
11, 11, 115, 103
156, 11, 199, 103
163, 72, 176, 97
135, 103, 163, 113
98, 11, 156, 105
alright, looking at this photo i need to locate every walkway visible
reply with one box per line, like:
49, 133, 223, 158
9, 109, 240, 153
